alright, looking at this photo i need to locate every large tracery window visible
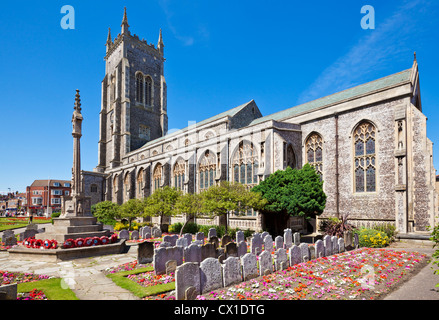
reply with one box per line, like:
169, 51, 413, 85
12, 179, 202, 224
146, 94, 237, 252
232, 141, 258, 187
136, 73, 144, 104
354, 122, 377, 193
305, 133, 323, 177
153, 163, 163, 191
199, 150, 216, 191
173, 160, 185, 191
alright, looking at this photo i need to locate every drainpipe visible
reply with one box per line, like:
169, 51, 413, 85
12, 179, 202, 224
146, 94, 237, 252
335, 113, 340, 218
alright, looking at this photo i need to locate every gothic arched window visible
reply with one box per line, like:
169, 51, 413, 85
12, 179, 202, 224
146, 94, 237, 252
354, 121, 377, 193
173, 160, 185, 191
137, 168, 144, 199
145, 76, 153, 106
199, 150, 216, 191
232, 141, 258, 186
153, 163, 162, 191
305, 133, 323, 177
136, 73, 144, 104
123, 172, 130, 202
112, 174, 118, 202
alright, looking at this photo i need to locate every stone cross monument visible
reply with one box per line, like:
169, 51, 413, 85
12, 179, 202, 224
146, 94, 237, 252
61, 89, 91, 218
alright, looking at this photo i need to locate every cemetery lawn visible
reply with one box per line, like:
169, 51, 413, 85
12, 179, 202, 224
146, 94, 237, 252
0, 217, 52, 231
17, 278, 79, 300
196, 248, 428, 300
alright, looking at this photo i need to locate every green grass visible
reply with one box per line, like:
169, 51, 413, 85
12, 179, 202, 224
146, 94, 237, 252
17, 278, 79, 300
0, 217, 52, 231
106, 266, 175, 298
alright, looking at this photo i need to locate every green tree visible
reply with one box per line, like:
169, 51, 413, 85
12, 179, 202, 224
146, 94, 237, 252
252, 164, 326, 235
91, 201, 120, 225
143, 186, 182, 232
175, 192, 204, 236
201, 181, 266, 233
119, 198, 144, 230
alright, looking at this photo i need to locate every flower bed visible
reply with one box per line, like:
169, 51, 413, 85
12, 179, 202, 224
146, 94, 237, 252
127, 271, 174, 287
195, 248, 427, 300
1, 270, 51, 285
17, 289, 47, 300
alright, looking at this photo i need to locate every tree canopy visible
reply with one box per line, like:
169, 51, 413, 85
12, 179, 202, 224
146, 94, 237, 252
143, 186, 182, 231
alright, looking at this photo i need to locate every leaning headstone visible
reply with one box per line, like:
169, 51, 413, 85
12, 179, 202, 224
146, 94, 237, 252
201, 243, 216, 260
196, 232, 205, 244
315, 239, 325, 258
354, 233, 359, 249
176, 237, 188, 248
175, 262, 200, 300
236, 230, 245, 243
284, 228, 293, 249
323, 235, 332, 256
200, 258, 223, 294
0, 283, 17, 300
221, 235, 232, 247
299, 243, 310, 262
151, 227, 162, 238
224, 242, 238, 258
274, 236, 283, 251
289, 245, 301, 266
263, 235, 273, 252
119, 230, 130, 240
274, 248, 288, 271
222, 257, 242, 287
208, 228, 217, 239
166, 260, 177, 274
331, 236, 338, 254
153, 246, 184, 275
241, 253, 258, 281
293, 232, 301, 246
137, 241, 154, 264
250, 233, 263, 255
237, 241, 247, 257
259, 250, 273, 276
338, 238, 345, 253
183, 233, 192, 245
184, 243, 202, 263
131, 230, 139, 240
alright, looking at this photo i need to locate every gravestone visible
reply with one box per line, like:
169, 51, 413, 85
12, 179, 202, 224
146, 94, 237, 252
208, 236, 219, 249
224, 242, 238, 258
184, 243, 202, 263
299, 243, 310, 262
176, 237, 188, 248
250, 233, 263, 255
21, 225, 39, 241
344, 230, 353, 250
237, 241, 247, 257
151, 227, 162, 238
153, 246, 184, 275
284, 228, 293, 249
183, 233, 192, 245
259, 250, 273, 276
208, 228, 217, 239
275, 248, 288, 271
131, 230, 139, 240
201, 243, 216, 260
0, 283, 17, 300
289, 245, 301, 266
141, 226, 152, 239
315, 240, 325, 258
236, 230, 245, 243
323, 235, 332, 256
261, 231, 269, 240
137, 241, 154, 264
2, 230, 17, 246
193, 240, 203, 246
222, 256, 242, 287
241, 253, 258, 281
163, 234, 178, 246
274, 236, 283, 251
200, 258, 223, 294
159, 241, 172, 248
119, 230, 130, 240
338, 238, 345, 253
263, 235, 273, 252
166, 260, 177, 274
331, 236, 338, 254
196, 232, 205, 244
185, 286, 198, 300
309, 245, 316, 259
221, 235, 232, 247
175, 262, 200, 300
293, 232, 301, 246
354, 233, 359, 249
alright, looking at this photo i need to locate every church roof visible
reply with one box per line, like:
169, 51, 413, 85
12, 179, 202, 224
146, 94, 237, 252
249, 68, 413, 125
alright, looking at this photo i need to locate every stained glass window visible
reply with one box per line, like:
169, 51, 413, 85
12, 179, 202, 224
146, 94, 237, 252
305, 133, 323, 177
173, 160, 185, 190
153, 163, 162, 191
136, 73, 144, 104
353, 122, 377, 193
231, 142, 259, 187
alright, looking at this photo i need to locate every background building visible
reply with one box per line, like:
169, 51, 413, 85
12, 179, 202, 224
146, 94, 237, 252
26, 179, 71, 217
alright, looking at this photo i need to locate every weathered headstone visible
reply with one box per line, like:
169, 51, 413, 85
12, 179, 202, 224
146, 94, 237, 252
237, 241, 247, 257
163, 234, 178, 246
131, 230, 139, 240
208, 236, 219, 249
208, 228, 217, 239
289, 245, 301, 266
338, 238, 345, 253
200, 258, 223, 294
176, 237, 188, 248
2, 230, 17, 246
175, 262, 200, 300
293, 232, 301, 246
354, 233, 359, 249
261, 231, 269, 240
259, 250, 273, 276
275, 248, 288, 271
344, 230, 353, 250
222, 256, 242, 287
274, 236, 283, 251
331, 236, 338, 254
141, 226, 152, 239
0, 283, 17, 300
299, 243, 310, 262
315, 239, 324, 258
263, 235, 273, 252
183, 233, 192, 245
241, 253, 258, 281
236, 230, 245, 243
137, 240, 154, 264
283, 228, 293, 249
201, 243, 216, 260
323, 235, 332, 256
166, 260, 177, 274
153, 246, 184, 275
184, 243, 202, 263
221, 235, 232, 247
224, 242, 238, 258
151, 227, 162, 238
159, 241, 172, 248
119, 230, 130, 240
250, 233, 263, 255
309, 245, 316, 259
195, 232, 205, 244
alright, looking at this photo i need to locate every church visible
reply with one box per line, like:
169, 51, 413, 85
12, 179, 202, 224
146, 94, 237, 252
81, 8, 437, 235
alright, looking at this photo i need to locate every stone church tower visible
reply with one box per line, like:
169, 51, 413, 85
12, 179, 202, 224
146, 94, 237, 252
96, 8, 168, 172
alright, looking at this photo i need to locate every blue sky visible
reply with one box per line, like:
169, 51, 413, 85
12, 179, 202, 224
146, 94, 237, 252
0, 0, 438, 193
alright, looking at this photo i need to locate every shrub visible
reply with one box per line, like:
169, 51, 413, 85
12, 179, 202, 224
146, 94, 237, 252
357, 227, 390, 248
114, 221, 129, 231
373, 223, 397, 242
320, 214, 355, 238
197, 224, 226, 238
